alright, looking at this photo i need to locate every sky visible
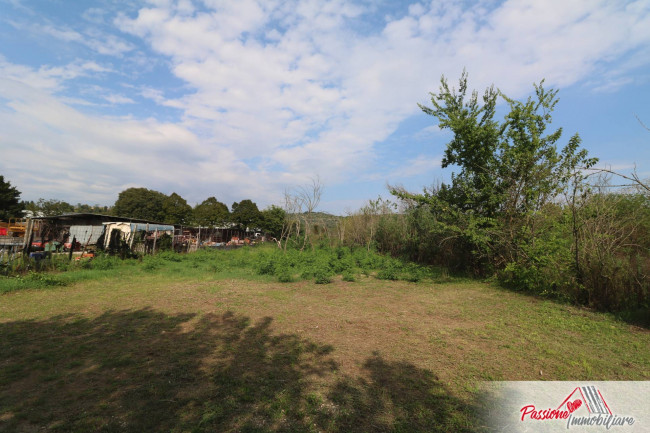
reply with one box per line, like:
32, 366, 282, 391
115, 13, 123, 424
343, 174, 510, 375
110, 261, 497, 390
1, 0, 649, 215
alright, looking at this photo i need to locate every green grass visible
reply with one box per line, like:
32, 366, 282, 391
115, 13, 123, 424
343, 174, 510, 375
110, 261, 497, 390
0, 245, 648, 432
1, 245, 444, 294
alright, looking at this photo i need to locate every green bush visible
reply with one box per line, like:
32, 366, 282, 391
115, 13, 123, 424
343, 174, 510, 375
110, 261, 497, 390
276, 266, 294, 283
313, 268, 332, 284
342, 270, 356, 282
90, 254, 121, 270
403, 264, 422, 282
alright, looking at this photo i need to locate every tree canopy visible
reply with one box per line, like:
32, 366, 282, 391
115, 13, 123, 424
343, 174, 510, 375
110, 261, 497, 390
259, 205, 286, 237
163, 192, 192, 225
231, 199, 261, 230
192, 197, 230, 227
405, 71, 597, 219
113, 188, 167, 222
24, 199, 75, 216
0, 175, 24, 220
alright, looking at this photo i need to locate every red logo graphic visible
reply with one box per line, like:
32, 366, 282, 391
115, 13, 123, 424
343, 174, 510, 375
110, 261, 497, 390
519, 385, 635, 429
567, 399, 582, 413
556, 386, 611, 416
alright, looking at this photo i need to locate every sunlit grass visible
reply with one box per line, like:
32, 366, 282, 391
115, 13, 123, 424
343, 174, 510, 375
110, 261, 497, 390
1, 245, 648, 432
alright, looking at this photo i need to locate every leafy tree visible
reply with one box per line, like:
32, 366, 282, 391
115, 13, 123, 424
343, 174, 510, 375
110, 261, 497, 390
192, 197, 230, 227
393, 72, 597, 274
34, 199, 75, 216
163, 192, 192, 225
259, 205, 286, 237
74, 203, 111, 214
0, 175, 24, 220
231, 199, 261, 231
113, 188, 167, 221
415, 71, 597, 220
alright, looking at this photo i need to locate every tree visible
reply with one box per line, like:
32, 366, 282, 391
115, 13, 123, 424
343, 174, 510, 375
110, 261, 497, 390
230, 199, 261, 231
259, 205, 286, 237
414, 71, 596, 220
113, 188, 167, 221
163, 192, 192, 225
0, 175, 24, 220
393, 72, 597, 273
192, 197, 230, 227
282, 177, 323, 250
35, 199, 75, 216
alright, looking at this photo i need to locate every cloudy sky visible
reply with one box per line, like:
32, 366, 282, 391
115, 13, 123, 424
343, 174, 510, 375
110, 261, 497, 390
1, 0, 649, 214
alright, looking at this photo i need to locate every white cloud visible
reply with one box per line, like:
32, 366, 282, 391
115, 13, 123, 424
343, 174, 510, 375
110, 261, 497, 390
388, 155, 443, 179
2, 0, 650, 211
0, 55, 111, 91
11, 20, 135, 57
104, 94, 136, 104
115, 0, 650, 185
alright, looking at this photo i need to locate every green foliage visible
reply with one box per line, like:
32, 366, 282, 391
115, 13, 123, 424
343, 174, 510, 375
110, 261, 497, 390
0, 243, 444, 294
417, 72, 597, 220
88, 254, 121, 270
32, 198, 75, 216
259, 205, 286, 237
0, 175, 24, 220
231, 199, 261, 231
376, 259, 401, 281
276, 265, 294, 283
163, 192, 192, 225
0, 272, 67, 294
193, 197, 230, 227
113, 187, 168, 221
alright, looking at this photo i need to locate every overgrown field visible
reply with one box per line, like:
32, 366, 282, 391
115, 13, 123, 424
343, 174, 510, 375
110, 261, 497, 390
1, 246, 649, 432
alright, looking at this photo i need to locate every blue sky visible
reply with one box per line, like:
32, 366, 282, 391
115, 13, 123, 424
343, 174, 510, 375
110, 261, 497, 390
1, 0, 649, 214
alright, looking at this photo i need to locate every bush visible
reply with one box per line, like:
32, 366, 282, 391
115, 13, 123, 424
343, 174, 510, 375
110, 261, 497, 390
313, 268, 332, 284
376, 259, 402, 281
342, 270, 356, 282
403, 264, 423, 282
276, 266, 294, 283
90, 254, 121, 270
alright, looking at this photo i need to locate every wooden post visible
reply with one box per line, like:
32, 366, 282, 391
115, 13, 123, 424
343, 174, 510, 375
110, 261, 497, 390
21, 218, 33, 256
68, 236, 76, 261
152, 230, 158, 254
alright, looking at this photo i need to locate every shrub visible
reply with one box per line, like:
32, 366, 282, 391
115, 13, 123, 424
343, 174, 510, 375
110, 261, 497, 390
276, 266, 294, 283
313, 268, 332, 284
90, 254, 121, 270
403, 264, 422, 282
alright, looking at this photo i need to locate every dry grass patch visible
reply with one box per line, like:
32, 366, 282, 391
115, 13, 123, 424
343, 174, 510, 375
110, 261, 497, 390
1, 269, 648, 432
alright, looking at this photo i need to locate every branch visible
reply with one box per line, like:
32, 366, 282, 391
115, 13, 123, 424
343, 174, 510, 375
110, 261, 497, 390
635, 114, 650, 132
581, 166, 650, 194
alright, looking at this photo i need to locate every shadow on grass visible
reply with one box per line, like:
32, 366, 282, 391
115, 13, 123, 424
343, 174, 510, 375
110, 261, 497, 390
0, 309, 476, 432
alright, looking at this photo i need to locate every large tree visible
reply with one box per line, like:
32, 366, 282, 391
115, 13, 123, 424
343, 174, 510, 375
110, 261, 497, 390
27, 199, 74, 216
231, 199, 261, 231
412, 71, 596, 219
0, 175, 24, 220
392, 72, 597, 273
259, 205, 286, 237
163, 192, 193, 225
192, 197, 230, 227
113, 188, 167, 221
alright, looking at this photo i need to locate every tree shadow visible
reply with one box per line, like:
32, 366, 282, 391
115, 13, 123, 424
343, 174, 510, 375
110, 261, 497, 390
0, 309, 479, 432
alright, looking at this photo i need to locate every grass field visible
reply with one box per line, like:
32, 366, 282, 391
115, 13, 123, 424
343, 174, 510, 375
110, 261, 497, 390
1, 247, 649, 432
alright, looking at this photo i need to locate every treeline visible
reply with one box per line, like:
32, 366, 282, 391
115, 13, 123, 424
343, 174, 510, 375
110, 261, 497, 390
110, 187, 285, 235
329, 74, 649, 315
7, 185, 285, 236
